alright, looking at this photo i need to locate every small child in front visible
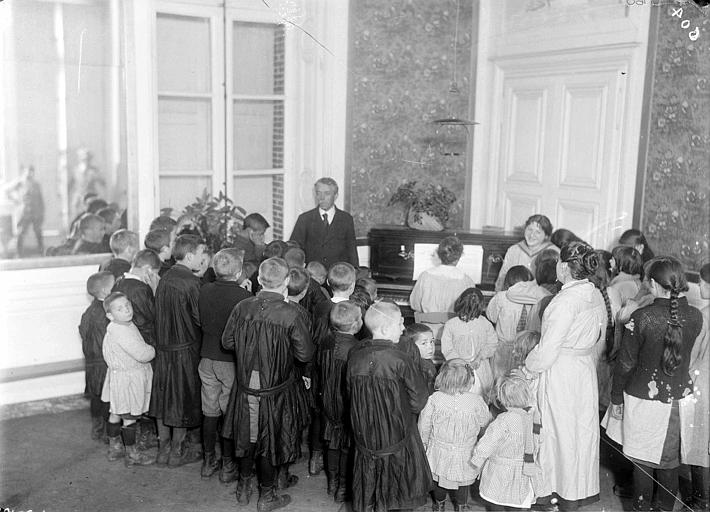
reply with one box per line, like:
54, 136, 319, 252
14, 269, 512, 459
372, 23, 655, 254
318, 301, 363, 503
79, 271, 114, 441
101, 292, 156, 466
441, 287, 498, 402
400, 323, 438, 396
471, 374, 544, 511
347, 300, 432, 512
418, 358, 492, 511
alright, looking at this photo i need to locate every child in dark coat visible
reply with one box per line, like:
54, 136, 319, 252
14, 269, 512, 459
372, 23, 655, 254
347, 301, 432, 512
150, 234, 206, 468
79, 271, 114, 441
99, 229, 139, 279
318, 300, 363, 503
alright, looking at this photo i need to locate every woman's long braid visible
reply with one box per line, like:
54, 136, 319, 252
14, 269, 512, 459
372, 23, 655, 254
600, 286, 615, 360
661, 280, 683, 376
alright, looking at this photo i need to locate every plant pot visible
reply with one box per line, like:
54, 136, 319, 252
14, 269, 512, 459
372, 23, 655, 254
407, 210, 444, 231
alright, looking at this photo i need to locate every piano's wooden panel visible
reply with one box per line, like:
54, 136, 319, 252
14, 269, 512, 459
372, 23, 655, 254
368, 225, 521, 318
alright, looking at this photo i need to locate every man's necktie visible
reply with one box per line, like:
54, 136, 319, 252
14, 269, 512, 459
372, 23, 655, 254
322, 213, 328, 227
517, 304, 529, 332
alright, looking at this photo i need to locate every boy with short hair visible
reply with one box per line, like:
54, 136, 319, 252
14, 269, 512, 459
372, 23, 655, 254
222, 257, 314, 510
144, 229, 174, 277
306, 261, 327, 286
101, 292, 156, 466
149, 214, 178, 234
197, 248, 251, 481
79, 271, 115, 442
355, 277, 378, 302
234, 213, 270, 266
72, 214, 109, 254
319, 301, 363, 502
347, 301, 432, 512
113, 249, 161, 347
100, 229, 139, 278
150, 234, 206, 468
287, 247, 329, 315
308, 261, 357, 475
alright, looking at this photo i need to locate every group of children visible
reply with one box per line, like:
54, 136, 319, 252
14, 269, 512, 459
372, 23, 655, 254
77, 212, 709, 512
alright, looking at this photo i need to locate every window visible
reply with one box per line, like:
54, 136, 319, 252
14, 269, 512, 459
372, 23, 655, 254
155, 3, 287, 238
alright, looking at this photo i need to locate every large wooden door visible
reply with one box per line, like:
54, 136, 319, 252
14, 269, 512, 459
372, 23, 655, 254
472, 0, 651, 249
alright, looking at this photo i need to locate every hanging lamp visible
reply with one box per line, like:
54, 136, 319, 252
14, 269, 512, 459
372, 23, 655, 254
431, 0, 478, 156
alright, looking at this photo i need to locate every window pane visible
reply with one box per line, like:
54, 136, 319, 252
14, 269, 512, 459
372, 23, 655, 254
157, 14, 211, 93
158, 98, 212, 171
232, 175, 283, 240
160, 176, 212, 212
233, 100, 283, 170
232, 22, 284, 95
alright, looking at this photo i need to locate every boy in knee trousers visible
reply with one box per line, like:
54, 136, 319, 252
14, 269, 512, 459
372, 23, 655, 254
198, 248, 251, 481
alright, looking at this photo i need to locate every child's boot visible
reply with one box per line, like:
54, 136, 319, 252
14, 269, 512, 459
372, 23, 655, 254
106, 421, 124, 461
326, 469, 339, 496
308, 449, 324, 476
219, 454, 238, 483
123, 423, 156, 467
257, 485, 291, 512
432, 499, 446, 511
201, 451, 220, 479
334, 478, 348, 503
137, 418, 159, 450
156, 440, 171, 466
125, 444, 156, 466
236, 474, 255, 505
275, 464, 299, 489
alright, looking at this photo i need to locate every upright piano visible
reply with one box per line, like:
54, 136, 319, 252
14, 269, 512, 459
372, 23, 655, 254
368, 225, 521, 319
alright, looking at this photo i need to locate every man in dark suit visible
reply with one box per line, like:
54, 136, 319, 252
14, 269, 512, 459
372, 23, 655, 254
289, 178, 359, 268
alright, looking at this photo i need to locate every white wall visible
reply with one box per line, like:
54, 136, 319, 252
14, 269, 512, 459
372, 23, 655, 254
0, 259, 100, 404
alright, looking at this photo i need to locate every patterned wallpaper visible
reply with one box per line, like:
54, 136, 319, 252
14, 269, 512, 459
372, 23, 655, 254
348, 0, 474, 236
641, 6, 710, 271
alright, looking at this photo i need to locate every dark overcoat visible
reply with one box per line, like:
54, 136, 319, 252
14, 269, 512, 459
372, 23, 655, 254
222, 291, 314, 465
347, 339, 432, 512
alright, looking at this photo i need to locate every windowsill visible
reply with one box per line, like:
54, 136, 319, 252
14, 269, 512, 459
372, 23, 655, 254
0, 253, 110, 271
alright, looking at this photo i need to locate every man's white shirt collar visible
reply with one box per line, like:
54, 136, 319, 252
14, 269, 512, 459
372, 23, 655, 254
319, 206, 336, 224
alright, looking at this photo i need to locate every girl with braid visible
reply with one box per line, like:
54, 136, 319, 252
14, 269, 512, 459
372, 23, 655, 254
610, 257, 703, 512
591, 249, 622, 411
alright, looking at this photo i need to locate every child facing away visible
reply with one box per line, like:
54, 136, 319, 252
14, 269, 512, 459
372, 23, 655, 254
398, 323, 438, 396
486, 265, 549, 381
418, 359, 492, 511
72, 213, 109, 254
471, 374, 545, 511
100, 229, 139, 279
346, 301, 432, 512
101, 292, 156, 466
198, 249, 252, 483
79, 271, 115, 442
144, 229, 174, 277
318, 301, 363, 503
441, 287, 497, 402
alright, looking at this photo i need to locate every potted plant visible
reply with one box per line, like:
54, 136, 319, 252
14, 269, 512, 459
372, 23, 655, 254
387, 180, 456, 231
178, 189, 247, 253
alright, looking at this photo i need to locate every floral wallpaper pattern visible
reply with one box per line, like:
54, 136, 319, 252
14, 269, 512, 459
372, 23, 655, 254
348, 0, 474, 236
641, 6, 710, 271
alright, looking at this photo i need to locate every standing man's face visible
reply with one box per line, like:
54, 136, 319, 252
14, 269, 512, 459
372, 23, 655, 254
315, 183, 338, 211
